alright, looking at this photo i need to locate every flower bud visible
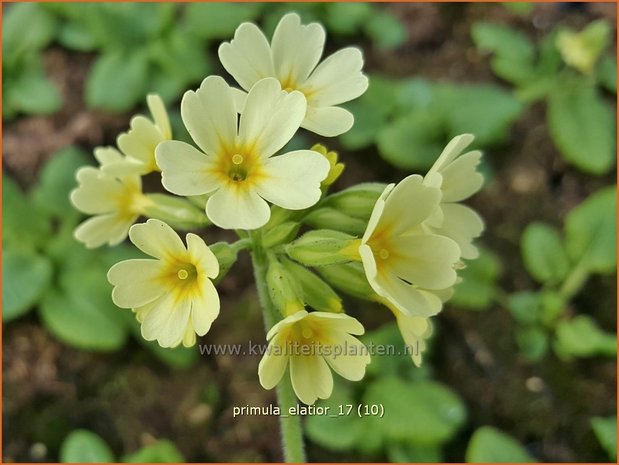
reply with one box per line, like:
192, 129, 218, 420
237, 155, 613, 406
322, 183, 386, 220
281, 257, 343, 313
144, 193, 210, 229
263, 221, 301, 248
266, 255, 305, 317
303, 208, 367, 236
316, 262, 376, 301
286, 230, 359, 267
209, 241, 238, 285
311, 143, 344, 188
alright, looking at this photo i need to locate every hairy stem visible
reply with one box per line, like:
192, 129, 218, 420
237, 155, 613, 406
251, 232, 306, 463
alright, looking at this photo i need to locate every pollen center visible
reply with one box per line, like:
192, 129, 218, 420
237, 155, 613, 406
379, 249, 390, 260
232, 153, 244, 165
177, 269, 189, 280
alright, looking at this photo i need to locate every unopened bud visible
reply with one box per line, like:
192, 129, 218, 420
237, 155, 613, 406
266, 255, 304, 317
144, 194, 210, 229
281, 257, 343, 313
263, 221, 301, 248
209, 241, 238, 285
304, 208, 367, 236
316, 262, 375, 301
322, 183, 386, 220
286, 230, 359, 267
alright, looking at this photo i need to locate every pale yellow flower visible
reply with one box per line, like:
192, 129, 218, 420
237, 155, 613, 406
219, 13, 368, 137
423, 134, 484, 259
108, 219, 220, 348
258, 310, 370, 405
70, 161, 150, 248
102, 94, 172, 176
359, 175, 461, 317
156, 76, 330, 230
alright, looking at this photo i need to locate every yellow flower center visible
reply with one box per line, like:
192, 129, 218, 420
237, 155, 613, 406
116, 178, 151, 219
378, 249, 390, 260
159, 260, 200, 302
177, 269, 189, 280
211, 147, 266, 187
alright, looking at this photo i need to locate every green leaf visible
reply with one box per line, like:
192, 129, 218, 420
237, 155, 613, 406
60, 429, 115, 463
548, 78, 616, 174
57, 21, 99, 52
564, 186, 617, 274
377, 112, 444, 170
324, 3, 373, 35
2, 174, 51, 249
364, 378, 466, 446
305, 382, 366, 451
123, 440, 184, 463
437, 84, 523, 146
9, 71, 63, 116
39, 267, 129, 352
501, 2, 534, 16
466, 426, 536, 462
591, 416, 617, 461
185, 3, 262, 40
452, 248, 502, 310
508, 292, 541, 324
515, 326, 548, 362
3, 3, 56, 61
387, 442, 442, 463
31, 146, 89, 218
2, 248, 52, 322
471, 22, 536, 85
364, 11, 407, 51
85, 50, 149, 112
597, 56, 617, 93
554, 315, 616, 358
521, 222, 570, 284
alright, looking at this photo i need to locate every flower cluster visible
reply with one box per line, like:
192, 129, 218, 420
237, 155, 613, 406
71, 13, 484, 406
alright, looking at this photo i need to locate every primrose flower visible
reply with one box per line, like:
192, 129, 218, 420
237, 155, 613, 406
71, 162, 150, 248
423, 134, 484, 259
156, 76, 330, 230
258, 310, 370, 405
219, 13, 368, 137
359, 175, 461, 317
102, 94, 172, 176
108, 219, 220, 348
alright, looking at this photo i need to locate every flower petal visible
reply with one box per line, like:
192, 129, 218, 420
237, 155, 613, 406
141, 292, 192, 348
361, 184, 395, 243
117, 115, 161, 171
305, 312, 366, 336
255, 149, 330, 210
190, 275, 220, 336
375, 272, 443, 317
440, 151, 484, 202
147, 93, 171, 139
186, 233, 219, 279
434, 203, 484, 259
390, 233, 460, 290
94, 146, 124, 167
156, 140, 221, 196
395, 313, 432, 367
290, 355, 333, 405
239, 78, 306, 158
303, 47, 368, 106
266, 310, 309, 340
323, 333, 370, 381
71, 167, 125, 214
426, 134, 475, 177
181, 76, 237, 157
74, 213, 135, 248
128, 219, 187, 260
108, 258, 166, 308
258, 333, 289, 389
301, 105, 354, 137
206, 185, 271, 230
218, 22, 275, 90
272, 13, 325, 86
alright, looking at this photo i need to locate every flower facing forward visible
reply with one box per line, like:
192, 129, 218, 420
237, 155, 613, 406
359, 175, 461, 317
102, 94, 172, 176
258, 310, 370, 405
219, 13, 368, 137
71, 160, 150, 248
423, 134, 484, 259
107, 219, 220, 348
156, 76, 330, 230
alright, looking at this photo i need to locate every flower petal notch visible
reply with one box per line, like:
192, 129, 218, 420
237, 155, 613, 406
258, 310, 370, 405
219, 13, 369, 137
107, 219, 220, 348
156, 76, 330, 230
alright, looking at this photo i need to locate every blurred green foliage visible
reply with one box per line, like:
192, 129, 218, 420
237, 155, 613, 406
465, 426, 536, 462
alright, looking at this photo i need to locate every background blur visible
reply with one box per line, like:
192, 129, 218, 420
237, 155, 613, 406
3, 2, 617, 463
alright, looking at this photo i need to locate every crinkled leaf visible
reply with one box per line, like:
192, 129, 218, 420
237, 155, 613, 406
564, 186, 617, 274
9, 70, 62, 116
364, 11, 407, 50
2, 248, 52, 322
324, 3, 374, 35
521, 222, 570, 284
515, 326, 549, 362
387, 442, 442, 463
60, 430, 115, 463
508, 291, 541, 324
466, 426, 536, 462
185, 3, 262, 40
3, 3, 56, 62
548, 78, 615, 175
123, 440, 184, 463
591, 416, 617, 461
554, 315, 616, 358
597, 56, 617, 93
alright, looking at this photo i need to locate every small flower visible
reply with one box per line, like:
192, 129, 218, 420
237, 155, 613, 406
156, 76, 330, 230
359, 175, 461, 317
311, 144, 345, 188
423, 134, 484, 259
219, 13, 368, 137
103, 94, 172, 176
258, 310, 370, 405
70, 162, 150, 248
108, 219, 220, 348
